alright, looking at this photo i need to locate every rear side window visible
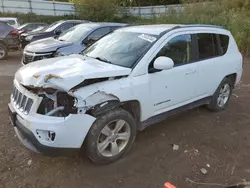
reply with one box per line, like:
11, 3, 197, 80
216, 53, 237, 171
6, 20, 15, 25
197, 33, 219, 60
219, 34, 229, 55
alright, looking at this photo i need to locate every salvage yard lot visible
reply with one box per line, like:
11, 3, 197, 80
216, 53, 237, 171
1, 53, 250, 188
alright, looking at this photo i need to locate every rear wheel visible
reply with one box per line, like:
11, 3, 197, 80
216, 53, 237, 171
85, 108, 137, 164
208, 77, 233, 111
0, 43, 8, 60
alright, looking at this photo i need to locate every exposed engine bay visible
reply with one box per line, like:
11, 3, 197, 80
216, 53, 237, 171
23, 85, 77, 117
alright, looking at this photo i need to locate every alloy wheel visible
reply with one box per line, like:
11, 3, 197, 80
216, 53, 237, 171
97, 119, 131, 157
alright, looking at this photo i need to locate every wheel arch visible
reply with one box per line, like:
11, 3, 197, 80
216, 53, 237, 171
119, 100, 141, 127
86, 98, 142, 129
225, 73, 237, 87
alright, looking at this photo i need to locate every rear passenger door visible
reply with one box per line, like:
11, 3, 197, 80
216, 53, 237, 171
194, 33, 226, 97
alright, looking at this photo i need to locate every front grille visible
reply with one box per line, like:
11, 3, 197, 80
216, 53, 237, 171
12, 86, 33, 115
23, 52, 53, 65
23, 54, 34, 64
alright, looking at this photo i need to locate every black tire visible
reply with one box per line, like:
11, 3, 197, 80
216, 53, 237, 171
0, 43, 8, 60
207, 77, 233, 112
85, 108, 137, 164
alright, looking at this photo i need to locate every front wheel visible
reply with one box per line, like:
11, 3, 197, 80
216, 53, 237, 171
208, 77, 233, 111
85, 108, 137, 164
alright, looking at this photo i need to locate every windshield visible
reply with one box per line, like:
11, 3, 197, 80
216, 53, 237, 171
82, 31, 157, 68
32, 26, 44, 32
17, 23, 28, 30
58, 25, 92, 43
42, 21, 62, 32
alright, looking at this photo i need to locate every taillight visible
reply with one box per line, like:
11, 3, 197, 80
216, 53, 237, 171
11, 30, 18, 35
18, 30, 25, 34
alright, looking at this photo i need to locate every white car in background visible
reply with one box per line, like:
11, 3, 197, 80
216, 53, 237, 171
8, 24, 242, 164
0, 17, 20, 28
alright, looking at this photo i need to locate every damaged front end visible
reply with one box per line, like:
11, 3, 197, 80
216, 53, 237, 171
23, 85, 78, 117
22, 76, 122, 119
9, 55, 132, 153
13, 55, 132, 118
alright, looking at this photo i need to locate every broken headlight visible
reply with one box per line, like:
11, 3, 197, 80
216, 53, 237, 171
37, 92, 77, 117
57, 92, 77, 116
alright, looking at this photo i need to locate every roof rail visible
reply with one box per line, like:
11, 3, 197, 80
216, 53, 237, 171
159, 24, 225, 36
180, 24, 224, 29
159, 25, 182, 36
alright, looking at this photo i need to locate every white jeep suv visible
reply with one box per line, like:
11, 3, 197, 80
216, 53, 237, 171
8, 24, 243, 164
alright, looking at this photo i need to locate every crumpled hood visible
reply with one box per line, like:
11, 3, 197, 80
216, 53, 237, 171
15, 54, 131, 91
25, 37, 73, 53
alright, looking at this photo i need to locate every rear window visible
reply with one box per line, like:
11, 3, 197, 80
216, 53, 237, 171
219, 34, 229, 55
6, 20, 15, 25
197, 33, 219, 60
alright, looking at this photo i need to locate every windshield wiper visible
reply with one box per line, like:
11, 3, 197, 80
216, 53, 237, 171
94, 56, 112, 64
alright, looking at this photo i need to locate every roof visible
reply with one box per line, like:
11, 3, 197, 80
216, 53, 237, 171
119, 24, 225, 35
63, 19, 90, 23
0, 17, 17, 20
76, 22, 127, 29
24, 22, 47, 24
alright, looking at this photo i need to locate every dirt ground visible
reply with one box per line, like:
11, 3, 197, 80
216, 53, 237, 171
1, 52, 250, 188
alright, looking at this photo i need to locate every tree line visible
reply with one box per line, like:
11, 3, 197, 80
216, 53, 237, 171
55, 0, 181, 6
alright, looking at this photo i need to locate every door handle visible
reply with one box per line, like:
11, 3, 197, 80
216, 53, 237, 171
185, 70, 196, 75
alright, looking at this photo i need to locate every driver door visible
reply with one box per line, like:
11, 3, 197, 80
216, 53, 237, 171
149, 33, 199, 115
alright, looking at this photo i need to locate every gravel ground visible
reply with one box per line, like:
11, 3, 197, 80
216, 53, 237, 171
0, 52, 250, 188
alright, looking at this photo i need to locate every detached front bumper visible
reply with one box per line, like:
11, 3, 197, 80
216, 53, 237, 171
8, 81, 96, 156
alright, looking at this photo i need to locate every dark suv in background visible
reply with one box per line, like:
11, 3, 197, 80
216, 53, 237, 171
13, 23, 48, 36
0, 21, 20, 60
20, 20, 89, 48
22, 22, 127, 64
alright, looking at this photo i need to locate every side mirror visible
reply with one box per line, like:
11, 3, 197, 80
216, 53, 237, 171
55, 30, 62, 35
153, 56, 174, 70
